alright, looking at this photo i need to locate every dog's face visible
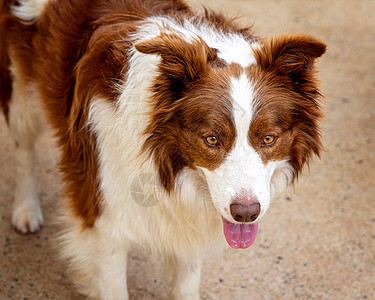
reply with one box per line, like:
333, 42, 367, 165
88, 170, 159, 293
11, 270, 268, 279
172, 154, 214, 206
135, 32, 325, 248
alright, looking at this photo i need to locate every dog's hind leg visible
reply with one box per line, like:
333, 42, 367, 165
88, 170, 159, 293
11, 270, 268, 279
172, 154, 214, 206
7, 61, 44, 233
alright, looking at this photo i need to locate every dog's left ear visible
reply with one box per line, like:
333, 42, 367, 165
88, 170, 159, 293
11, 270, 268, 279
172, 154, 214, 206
254, 34, 326, 174
254, 34, 326, 87
134, 32, 216, 86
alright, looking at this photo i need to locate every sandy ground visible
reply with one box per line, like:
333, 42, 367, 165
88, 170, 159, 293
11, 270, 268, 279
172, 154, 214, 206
1, 0, 374, 299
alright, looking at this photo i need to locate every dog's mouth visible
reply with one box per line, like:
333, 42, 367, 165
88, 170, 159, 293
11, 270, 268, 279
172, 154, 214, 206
222, 217, 258, 249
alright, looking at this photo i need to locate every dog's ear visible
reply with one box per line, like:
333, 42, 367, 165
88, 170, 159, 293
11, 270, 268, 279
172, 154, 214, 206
135, 33, 218, 191
254, 34, 326, 175
254, 34, 326, 88
134, 32, 217, 86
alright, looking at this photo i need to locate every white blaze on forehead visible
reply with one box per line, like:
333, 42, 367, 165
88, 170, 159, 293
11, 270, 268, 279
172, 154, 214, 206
230, 72, 255, 145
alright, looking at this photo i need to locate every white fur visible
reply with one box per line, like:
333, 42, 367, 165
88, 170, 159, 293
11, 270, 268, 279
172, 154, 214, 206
8, 56, 44, 233
58, 212, 129, 299
11, 0, 51, 21
270, 160, 295, 198
135, 16, 259, 67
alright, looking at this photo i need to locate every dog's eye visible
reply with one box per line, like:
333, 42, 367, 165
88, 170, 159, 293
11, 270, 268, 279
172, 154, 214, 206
262, 135, 276, 146
205, 136, 219, 146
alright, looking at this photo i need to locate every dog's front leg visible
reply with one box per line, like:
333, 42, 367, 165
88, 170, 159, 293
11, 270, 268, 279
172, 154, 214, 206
61, 224, 130, 300
171, 258, 202, 300
94, 241, 129, 300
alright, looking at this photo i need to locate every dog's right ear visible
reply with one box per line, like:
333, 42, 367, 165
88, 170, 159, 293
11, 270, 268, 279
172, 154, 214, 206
134, 32, 217, 86
253, 34, 326, 90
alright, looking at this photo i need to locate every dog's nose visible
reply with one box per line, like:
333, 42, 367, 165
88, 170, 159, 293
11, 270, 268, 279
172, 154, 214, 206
230, 196, 260, 223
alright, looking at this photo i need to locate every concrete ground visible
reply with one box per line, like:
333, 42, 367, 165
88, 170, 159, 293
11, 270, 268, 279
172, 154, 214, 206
1, 0, 374, 299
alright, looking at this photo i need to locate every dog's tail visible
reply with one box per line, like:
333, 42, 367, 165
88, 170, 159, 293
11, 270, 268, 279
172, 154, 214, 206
0, 0, 15, 121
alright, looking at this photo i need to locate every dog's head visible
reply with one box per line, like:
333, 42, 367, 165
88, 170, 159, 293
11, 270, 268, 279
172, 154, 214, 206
135, 32, 326, 248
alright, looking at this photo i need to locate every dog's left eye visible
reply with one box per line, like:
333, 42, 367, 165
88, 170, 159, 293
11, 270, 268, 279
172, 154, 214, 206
205, 136, 219, 146
262, 135, 276, 146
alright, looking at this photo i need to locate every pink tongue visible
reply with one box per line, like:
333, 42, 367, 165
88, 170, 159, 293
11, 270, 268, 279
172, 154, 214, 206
222, 218, 258, 249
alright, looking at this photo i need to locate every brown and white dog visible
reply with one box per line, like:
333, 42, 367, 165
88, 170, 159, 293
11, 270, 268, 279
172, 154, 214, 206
0, 0, 326, 299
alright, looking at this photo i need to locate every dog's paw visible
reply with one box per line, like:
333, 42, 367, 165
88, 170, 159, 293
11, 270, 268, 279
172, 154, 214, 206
12, 201, 44, 234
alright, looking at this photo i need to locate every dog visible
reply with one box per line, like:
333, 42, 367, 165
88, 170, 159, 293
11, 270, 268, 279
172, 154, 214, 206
0, 0, 326, 299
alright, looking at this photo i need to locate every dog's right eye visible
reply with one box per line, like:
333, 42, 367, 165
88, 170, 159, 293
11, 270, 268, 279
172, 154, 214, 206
205, 136, 219, 146
262, 135, 277, 146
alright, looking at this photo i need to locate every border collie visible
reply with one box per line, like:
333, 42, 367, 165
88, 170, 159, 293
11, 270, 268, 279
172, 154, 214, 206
0, 0, 326, 299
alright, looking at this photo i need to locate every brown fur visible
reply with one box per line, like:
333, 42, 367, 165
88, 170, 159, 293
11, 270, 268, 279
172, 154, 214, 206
251, 34, 326, 176
0, 0, 16, 122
